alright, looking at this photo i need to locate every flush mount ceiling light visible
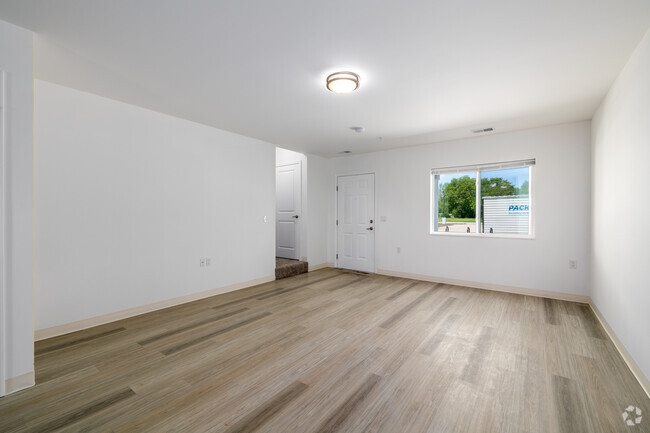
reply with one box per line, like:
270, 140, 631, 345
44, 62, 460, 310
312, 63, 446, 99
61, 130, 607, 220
326, 71, 360, 93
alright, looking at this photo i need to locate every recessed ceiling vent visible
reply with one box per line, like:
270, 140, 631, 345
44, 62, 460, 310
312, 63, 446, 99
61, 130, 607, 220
472, 127, 494, 134
339, 150, 352, 154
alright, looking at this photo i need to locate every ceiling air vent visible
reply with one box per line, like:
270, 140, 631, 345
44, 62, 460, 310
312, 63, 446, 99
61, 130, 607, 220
472, 127, 494, 134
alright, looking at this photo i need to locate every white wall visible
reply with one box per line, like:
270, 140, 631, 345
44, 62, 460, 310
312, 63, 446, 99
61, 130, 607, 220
591, 28, 650, 384
305, 154, 332, 267
276, 147, 306, 166
330, 122, 591, 296
35, 80, 276, 331
0, 19, 34, 394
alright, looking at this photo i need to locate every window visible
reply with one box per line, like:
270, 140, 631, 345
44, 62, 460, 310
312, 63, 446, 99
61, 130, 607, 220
431, 159, 534, 236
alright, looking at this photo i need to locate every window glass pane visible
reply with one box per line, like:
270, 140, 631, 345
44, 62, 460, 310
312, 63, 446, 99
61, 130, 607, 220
436, 172, 476, 233
480, 167, 530, 234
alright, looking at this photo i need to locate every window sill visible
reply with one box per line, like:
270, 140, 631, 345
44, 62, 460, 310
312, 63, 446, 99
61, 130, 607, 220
429, 232, 535, 240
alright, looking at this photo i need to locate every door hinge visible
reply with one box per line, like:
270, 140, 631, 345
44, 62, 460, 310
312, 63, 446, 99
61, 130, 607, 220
336, 219, 338, 226
336, 186, 338, 191
336, 254, 338, 259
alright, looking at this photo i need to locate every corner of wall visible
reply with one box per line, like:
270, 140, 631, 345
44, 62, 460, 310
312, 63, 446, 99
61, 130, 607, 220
589, 27, 650, 395
0, 17, 36, 397
4, 371, 35, 396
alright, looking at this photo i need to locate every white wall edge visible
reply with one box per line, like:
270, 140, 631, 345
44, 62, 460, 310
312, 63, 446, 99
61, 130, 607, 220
376, 268, 590, 303
0, 69, 7, 397
4, 371, 34, 395
35, 275, 275, 341
589, 301, 650, 399
308, 262, 333, 272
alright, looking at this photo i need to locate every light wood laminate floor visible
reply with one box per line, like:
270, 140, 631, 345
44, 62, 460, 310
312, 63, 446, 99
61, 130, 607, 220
1, 269, 648, 432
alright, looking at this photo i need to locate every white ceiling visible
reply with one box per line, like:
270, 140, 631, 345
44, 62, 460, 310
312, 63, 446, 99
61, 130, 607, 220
1, 1, 649, 157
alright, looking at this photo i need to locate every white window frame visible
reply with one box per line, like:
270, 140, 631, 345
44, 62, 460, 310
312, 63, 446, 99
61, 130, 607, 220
430, 159, 535, 239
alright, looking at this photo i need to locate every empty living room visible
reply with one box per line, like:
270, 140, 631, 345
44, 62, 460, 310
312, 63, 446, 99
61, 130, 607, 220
0, 1, 649, 432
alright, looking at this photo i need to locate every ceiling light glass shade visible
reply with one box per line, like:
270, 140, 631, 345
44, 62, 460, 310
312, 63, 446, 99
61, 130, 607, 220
326, 71, 360, 93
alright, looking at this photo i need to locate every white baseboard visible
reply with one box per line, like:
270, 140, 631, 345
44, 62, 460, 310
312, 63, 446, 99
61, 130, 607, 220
308, 262, 333, 272
375, 269, 590, 304
35, 275, 275, 341
589, 301, 650, 399
4, 371, 34, 395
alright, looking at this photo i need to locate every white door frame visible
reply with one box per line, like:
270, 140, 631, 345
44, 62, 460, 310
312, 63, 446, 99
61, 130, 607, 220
276, 161, 302, 260
0, 70, 7, 396
334, 172, 376, 273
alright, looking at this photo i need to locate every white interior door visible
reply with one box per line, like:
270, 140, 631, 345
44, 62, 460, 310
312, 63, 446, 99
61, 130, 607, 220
276, 162, 301, 259
337, 173, 375, 273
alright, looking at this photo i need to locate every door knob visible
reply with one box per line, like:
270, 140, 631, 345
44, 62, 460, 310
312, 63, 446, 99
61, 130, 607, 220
366, 227, 373, 230
292, 215, 299, 219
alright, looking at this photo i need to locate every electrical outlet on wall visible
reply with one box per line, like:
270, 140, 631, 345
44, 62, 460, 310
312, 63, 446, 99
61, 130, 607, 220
569, 260, 577, 269
397, 247, 401, 254
200, 258, 206, 267
206, 258, 211, 266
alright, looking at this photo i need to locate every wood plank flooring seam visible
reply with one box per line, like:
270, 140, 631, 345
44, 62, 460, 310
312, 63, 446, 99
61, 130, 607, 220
386, 282, 420, 301
327, 276, 365, 292
161, 312, 273, 356
25, 387, 135, 433
421, 313, 461, 356
461, 326, 496, 384
35, 327, 127, 356
137, 307, 250, 346
223, 381, 309, 433
380, 288, 437, 329
314, 373, 382, 433
426, 296, 457, 323
256, 274, 343, 300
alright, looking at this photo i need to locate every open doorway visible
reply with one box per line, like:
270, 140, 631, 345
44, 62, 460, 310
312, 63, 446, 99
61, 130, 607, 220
275, 147, 308, 279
